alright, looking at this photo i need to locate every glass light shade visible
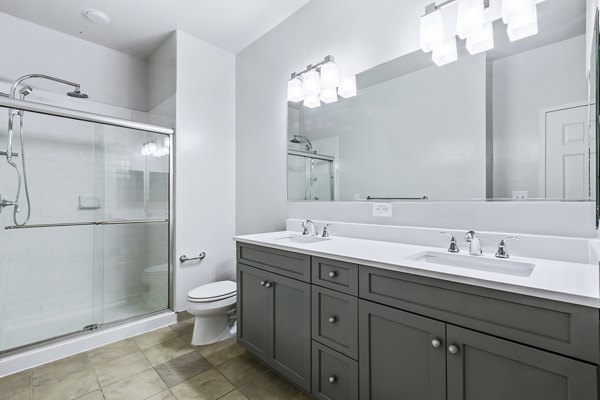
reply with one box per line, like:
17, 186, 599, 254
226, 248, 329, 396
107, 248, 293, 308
163, 136, 171, 148
420, 9, 445, 53
432, 37, 458, 66
302, 69, 321, 95
466, 22, 494, 54
338, 76, 357, 98
507, 6, 538, 41
502, 0, 536, 27
456, 0, 485, 40
304, 93, 321, 108
320, 87, 338, 104
147, 141, 157, 155
141, 144, 149, 156
287, 77, 304, 102
320, 62, 341, 88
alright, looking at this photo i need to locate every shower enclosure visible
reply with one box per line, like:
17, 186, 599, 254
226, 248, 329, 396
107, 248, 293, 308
0, 93, 173, 354
287, 150, 335, 201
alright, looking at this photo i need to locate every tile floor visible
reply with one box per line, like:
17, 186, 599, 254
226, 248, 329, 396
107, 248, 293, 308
0, 319, 311, 400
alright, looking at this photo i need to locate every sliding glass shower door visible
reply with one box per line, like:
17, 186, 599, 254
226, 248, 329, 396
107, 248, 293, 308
0, 108, 171, 353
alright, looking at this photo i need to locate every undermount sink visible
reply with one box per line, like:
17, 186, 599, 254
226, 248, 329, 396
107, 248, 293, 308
274, 234, 332, 244
409, 251, 535, 277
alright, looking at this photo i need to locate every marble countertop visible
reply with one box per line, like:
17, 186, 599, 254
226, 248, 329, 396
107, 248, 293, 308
234, 231, 600, 308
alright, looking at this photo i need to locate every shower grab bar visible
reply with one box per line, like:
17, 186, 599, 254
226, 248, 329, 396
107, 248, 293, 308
366, 196, 429, 200
0, 96, 174, 135
4, 218, 168, 230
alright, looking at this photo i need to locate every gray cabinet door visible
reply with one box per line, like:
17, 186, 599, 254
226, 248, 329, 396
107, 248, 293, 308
359, 300, 446, 400
267, 272, 312, 392
237, 263, 270, 361
312, 341, 359, 400
446, 325, 599, 400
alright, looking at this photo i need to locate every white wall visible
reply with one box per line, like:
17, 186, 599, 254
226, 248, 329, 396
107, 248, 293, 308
237, 0, 597, 238
0, 12, 148, 111
492, 35, 588, 198
174, 31, 236, 311
236, 0, 431, 235
148, 33, 177, 112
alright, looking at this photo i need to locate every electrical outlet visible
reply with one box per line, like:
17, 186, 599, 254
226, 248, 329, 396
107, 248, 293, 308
512, 191, 528, 199
372, 202, 392, 217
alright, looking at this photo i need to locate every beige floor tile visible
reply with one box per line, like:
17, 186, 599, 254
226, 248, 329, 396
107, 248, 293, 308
0, 370, 31, 400
32, 368, 99, 400
95, 351, 152, 387
196, 338, 245, 366
154, 351, 212, 387
87, 339, 140, 367
146, 390, 176, 400
170, 369, 234, 400
217, 390, 248, 400
102, 369, 167, 400
134, 327, 178, 350
142, 336, 194, 367
169, 319, 194, 338
4, 390, 32, 400
74, 390, 105, 400
237, 371, 301, 400
216, 353, 269, 388
32, 353, 92, 387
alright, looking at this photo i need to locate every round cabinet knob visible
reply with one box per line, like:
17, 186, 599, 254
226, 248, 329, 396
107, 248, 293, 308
328, 271, 337, 278
431, 338, 442, 348
328, 376, 337, 384
260, 281, 267, 286
265, 282, 273, 288
328, 316, 337, 324
448, 345, 459, 354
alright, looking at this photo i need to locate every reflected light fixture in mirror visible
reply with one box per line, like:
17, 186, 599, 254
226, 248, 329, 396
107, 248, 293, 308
420, 0, 546, 65
287, 55, 357, 108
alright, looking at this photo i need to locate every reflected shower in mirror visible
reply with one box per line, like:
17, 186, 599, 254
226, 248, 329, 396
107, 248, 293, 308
287, 0, 594, 202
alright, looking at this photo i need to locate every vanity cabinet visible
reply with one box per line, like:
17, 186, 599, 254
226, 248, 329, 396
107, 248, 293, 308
237, 261, 311, 391
236, 242, 600, 400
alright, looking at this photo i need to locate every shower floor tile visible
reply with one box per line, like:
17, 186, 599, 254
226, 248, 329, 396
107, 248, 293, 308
0, 319, 308, 400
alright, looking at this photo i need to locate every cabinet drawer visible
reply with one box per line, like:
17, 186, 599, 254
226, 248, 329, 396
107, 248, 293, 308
360, 266, 600, 363
312, 286, 359, 359
312, 341, 358, 400
312, 257, 359, 295
236, 242, 311, 282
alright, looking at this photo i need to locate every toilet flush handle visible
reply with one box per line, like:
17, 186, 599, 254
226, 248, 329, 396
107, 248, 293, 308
179, 252, 207, 263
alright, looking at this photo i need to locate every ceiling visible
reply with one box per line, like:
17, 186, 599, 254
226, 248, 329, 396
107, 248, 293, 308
0, 0, 311, 58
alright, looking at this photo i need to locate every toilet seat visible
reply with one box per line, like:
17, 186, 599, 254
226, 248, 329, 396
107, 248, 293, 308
187, 280, 237, 303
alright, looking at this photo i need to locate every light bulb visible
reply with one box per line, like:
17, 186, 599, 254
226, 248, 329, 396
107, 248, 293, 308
466, 22, 494, 54
304, 93, 321, 108
456, 0, 485, 40
338, 76, 357, 98
420, 9, 445, 53
320, 87, 338, 104
287, 77, 304, 102
303, 69, 321, 95
506, 6, 538, 42
432, 37, 458, 66
320, 62, 341, 88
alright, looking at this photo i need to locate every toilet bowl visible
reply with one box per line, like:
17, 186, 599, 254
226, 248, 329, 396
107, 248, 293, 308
142, 264, 169, 308
186, 280, 237, 345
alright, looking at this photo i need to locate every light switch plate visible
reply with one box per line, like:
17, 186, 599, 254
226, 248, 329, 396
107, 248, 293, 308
372, 202, 392, 217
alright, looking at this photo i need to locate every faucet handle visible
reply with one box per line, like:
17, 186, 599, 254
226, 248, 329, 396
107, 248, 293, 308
440, 232, 460, 253
495, 237, 519, 259
301, 220, 310, 236
322, 224, 333, 238
465, 230, 477, 242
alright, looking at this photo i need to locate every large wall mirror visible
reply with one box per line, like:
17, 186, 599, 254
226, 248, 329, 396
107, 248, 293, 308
288, 0, 598, 204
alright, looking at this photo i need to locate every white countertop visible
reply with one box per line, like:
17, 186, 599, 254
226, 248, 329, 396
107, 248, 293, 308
234, 231, 600, 308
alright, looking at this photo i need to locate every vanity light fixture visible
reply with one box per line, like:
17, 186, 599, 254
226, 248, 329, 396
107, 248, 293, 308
141, 141, 157, 156
287, 55, 357, 109
420, 0, 546, 65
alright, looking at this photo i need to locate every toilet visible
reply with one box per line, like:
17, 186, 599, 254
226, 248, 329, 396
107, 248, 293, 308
186, 280, 237, 345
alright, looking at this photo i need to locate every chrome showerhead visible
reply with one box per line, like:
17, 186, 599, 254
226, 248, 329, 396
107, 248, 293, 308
19, 85, 33, 97
67, 89, 88, 99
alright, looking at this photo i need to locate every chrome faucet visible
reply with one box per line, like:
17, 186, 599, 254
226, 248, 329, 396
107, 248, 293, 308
0, 195, 18, 214
465, 231, 482, 256
302, 220, 319, 236
440, 232, 460, 253
321, 224, 333, 238
495, 237, 519, 259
